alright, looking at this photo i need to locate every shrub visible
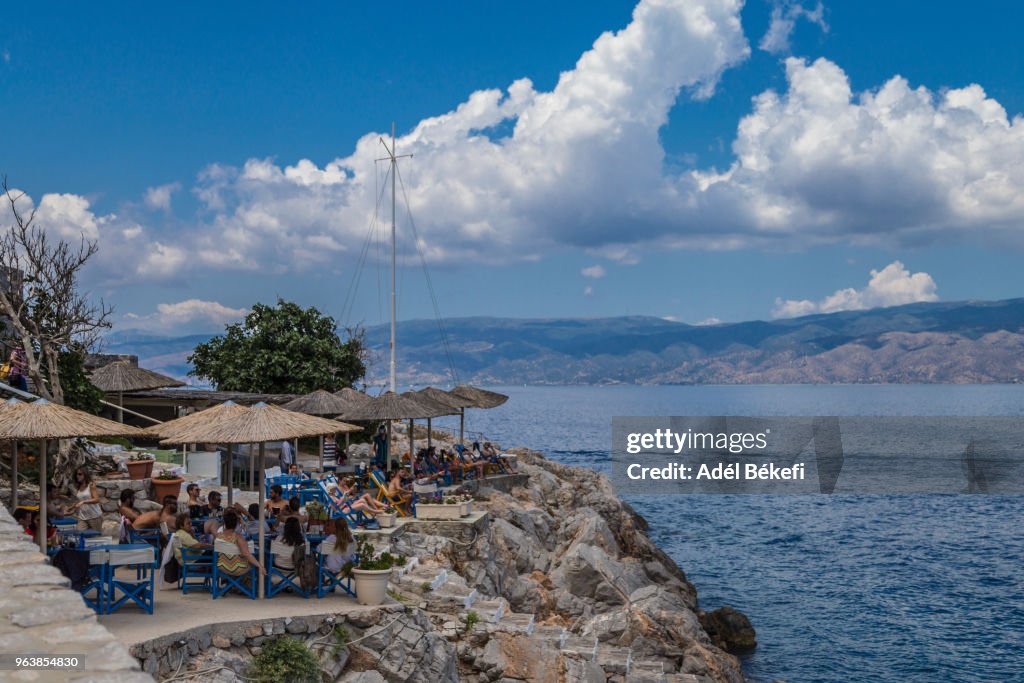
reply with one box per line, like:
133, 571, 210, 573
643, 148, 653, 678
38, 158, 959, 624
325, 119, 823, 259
249, 637, 319, 683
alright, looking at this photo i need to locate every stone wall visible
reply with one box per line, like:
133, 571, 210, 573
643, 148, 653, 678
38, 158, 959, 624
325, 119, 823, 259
0, 502, 154, 682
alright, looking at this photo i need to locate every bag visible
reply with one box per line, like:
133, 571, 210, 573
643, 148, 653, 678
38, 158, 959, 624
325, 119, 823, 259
294, 544, 318, 593
0, 362, 11, 381
163, 556, 180, 584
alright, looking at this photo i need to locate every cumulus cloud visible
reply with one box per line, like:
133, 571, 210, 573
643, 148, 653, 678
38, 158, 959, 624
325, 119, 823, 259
583, 286, 594, 296
17, 0, 1024, 286
122, 299, 249, 334
759, 1, 827, 55
772, 261, 938, 318
144, 182, 181, 211
581, 264, 607, 279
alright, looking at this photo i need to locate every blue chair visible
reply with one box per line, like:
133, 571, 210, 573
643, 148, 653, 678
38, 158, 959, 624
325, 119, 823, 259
265, 539, 309, 598
179, 546, 214, 594
299, 485, 323, 507
315, 549, 356, 599
79, 548, 110, 613
212, 538, 258, 599
105, 544, 158, 614
317, 475, 369, 528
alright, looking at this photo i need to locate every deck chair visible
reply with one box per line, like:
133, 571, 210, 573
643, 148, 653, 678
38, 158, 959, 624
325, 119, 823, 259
179, 546, 213, 594
212, 538, 258, 599
369, 469, 409, 516
315, 549, 356, 598
317, 475, 369, 528
80, 548, 110, 614
106, 544, 158, 615
266, 539, 309, 598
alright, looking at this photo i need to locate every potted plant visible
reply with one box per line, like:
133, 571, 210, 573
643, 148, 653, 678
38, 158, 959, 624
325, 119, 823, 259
344, 536, 406, 606
377, 505, 397, 528
306, 501, 328, 534
459, 494, 473, 516
125, 452, 155, 480
151, 469, 184, 502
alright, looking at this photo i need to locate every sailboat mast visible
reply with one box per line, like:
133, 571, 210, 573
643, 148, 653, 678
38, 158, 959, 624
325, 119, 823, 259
390, 121, 398, 394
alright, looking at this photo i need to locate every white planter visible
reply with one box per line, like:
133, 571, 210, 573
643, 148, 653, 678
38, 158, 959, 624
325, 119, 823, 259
416, 504, 463, 520
464, 501, 473, 516
378, 513, 396, 528
459, 502, 469, 516
352, 568, 392, 606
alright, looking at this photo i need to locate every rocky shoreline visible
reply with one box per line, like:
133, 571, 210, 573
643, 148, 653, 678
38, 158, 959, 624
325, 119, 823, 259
164, 448, 754, 682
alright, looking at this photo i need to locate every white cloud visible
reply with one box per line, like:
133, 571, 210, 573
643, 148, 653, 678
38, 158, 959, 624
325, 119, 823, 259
697, 316, 722, 325
773, 260, 938, 318
759, 1, 827, 55
581, 264, 607, 279
144, 182, 181, 211
2, 49, 10, 65
583, 286, 594, 296
122, 299, 249, 334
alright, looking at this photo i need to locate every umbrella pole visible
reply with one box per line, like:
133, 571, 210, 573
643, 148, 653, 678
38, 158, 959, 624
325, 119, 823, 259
226, 444, 233, 507
118, 391, 124, 423
409, 419, 414, 478
460, 408, 465, 446
427, 418, 432, 450
318, 436, 324, 473
258, 442, 266, 600
11, 440, 17, 509
38, 438, 47, 554
249, 443, 255, 490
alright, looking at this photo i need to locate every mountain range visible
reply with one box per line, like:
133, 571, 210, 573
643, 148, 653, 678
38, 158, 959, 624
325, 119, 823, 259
104, 298, 1024, 385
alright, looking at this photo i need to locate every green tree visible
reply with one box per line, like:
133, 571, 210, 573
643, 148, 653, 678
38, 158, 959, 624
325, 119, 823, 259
188, 299, 365, 393
56, 344, 105, 414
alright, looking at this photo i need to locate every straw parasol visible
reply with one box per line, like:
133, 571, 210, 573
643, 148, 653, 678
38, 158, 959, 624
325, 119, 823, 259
409, 387, 474, 449
450, 385, 509, 444
90, 360, 185, 422
145, 401, 250, 504
159, 402, 356, 599
0, 397, 144, 553
282, 390, 363, 471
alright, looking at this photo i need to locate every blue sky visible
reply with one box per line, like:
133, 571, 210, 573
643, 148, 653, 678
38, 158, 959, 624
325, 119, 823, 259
3, 1, 1024, 334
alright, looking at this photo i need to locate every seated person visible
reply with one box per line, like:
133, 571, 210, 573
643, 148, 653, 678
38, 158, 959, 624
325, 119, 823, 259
458, 447, 487, 480
287, 463, 311, 480
325, 480, 384, 517
241, 503, 270, 539
271, 517, 306, 570
320, 521, 356, 576
264, 485, 289, 517
46, 483, 70, 519
133, 502, 178, 532
387, 469, 413, 499
202, 490, 226, 536
215, 509, 265, 581
184, 483, 206, 518
276, 496, 306, 526
118, 489, 141, 525
172, 512, 212, 563
16, 509, 56, 542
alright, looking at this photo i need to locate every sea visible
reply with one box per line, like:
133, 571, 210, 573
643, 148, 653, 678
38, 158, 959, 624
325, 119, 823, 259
427, 385, 1024, 683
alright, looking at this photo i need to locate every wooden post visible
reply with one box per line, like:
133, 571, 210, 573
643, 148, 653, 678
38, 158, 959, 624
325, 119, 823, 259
226, 444, 233, 507
408, 418, 415, 478
258, 442, 266, 600
318, 435, 324, 473
37, 439, 47, 553
11, 440, 18, 509
427, 418, 432, 449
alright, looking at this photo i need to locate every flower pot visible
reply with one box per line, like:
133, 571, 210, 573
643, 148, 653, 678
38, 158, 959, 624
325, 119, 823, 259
351, 568, 392, 605
126, 459, 154, 480
415, 503, 463, 520
463, 500, 473, 516
459, 502, 469, 516
151, 477, 184, 503
378, 513, 396, 528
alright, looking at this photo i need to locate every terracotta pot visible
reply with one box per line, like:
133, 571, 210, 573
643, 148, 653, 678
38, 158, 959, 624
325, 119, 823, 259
126, 459, 154, 480
151, 476, 184, 503
351, 568, 392, 605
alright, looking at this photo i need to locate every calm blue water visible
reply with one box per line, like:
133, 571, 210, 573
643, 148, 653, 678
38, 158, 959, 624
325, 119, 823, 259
429, 385, 1024, 683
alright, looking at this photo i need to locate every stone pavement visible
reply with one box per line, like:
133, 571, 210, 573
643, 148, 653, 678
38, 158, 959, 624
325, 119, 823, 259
0, 502, 153, 683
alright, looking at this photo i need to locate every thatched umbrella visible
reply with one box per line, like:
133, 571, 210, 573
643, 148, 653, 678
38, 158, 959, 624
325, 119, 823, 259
159, 402, 355, 599
450, 385, 509, 444
338, 391, 455, 475
409, 387, 474, 449
90, 360, 185, 422
145, 401, 249, 505
282, 390, 362, 471
0, 398, 144, 553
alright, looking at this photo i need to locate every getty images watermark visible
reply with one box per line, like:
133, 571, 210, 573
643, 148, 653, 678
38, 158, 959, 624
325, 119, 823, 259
611, 417, 1024, 494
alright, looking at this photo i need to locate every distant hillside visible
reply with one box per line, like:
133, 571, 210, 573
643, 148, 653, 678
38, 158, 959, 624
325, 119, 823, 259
106, 298, 1024, 385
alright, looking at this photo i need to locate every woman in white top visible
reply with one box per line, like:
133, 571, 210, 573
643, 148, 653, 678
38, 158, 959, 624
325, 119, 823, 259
321, 521, 356, 574
69, 467, 103, 531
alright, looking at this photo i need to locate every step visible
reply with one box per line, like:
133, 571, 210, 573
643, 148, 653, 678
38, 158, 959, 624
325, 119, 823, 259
396, 565, 448, 591
495, 612, 535, 635
628, 659, 667, 676
471, 597, 508, 624
596, 645, 631, 675
532, 625, 566, 649
662, 675, 706, 683
560, 635, 598, 661
424, 584, 478, 611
